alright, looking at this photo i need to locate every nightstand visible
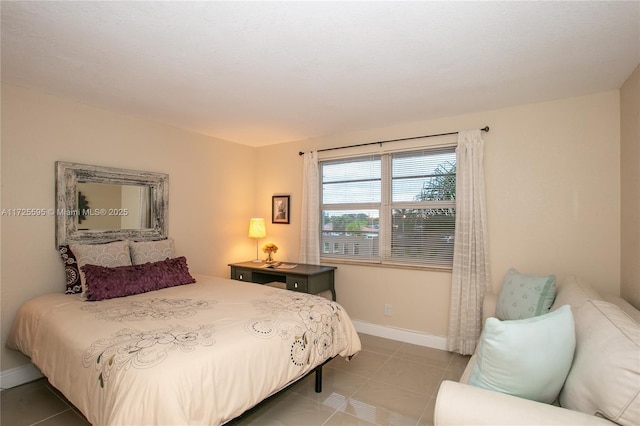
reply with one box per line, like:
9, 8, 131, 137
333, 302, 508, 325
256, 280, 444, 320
228, 261, 337, 301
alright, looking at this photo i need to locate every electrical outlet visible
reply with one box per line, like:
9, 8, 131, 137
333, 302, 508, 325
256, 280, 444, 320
384, 304, 392, 316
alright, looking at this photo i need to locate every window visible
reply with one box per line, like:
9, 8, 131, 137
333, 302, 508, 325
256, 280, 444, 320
320, 147, 456, 268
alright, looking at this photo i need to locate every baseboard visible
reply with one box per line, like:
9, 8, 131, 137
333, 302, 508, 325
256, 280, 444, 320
0, 363, 43, 390
351, 319, 448, 350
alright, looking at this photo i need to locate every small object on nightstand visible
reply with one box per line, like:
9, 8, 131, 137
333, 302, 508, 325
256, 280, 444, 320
262, 242, 278, 263
262, 262, 297, 270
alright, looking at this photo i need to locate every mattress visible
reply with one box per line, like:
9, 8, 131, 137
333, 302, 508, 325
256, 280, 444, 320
7, 274, 361, 425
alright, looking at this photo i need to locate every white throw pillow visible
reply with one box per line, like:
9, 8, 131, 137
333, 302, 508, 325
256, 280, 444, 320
129, 238, 175, 265
469, 305, 575, 404
69, 240, 132, 296
559, 300, 640, 426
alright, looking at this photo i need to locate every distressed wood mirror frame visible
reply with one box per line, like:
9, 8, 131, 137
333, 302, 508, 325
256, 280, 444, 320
55, 161, 169, 247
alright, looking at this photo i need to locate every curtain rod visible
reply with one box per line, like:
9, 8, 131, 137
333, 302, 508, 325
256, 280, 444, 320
298, 126, 489, 156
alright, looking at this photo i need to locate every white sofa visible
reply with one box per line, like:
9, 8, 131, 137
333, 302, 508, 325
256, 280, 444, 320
435, 276, 640, 425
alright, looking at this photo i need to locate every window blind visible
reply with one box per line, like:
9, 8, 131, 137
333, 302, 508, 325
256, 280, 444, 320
320, 147, 456, 267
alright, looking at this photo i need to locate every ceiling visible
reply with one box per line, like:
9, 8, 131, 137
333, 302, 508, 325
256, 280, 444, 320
2, 1, 638, 147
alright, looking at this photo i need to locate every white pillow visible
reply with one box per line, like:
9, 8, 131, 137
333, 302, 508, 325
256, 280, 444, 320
469, 305, 575, 404
69, 240, 132, 296
559, 300, 640, 425
129, 238, 175, 265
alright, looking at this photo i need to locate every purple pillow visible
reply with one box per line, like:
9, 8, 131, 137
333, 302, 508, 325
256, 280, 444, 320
81, 257, 196, 301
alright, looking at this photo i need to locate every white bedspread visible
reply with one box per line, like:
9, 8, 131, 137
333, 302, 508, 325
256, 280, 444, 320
7, 274, 361, 425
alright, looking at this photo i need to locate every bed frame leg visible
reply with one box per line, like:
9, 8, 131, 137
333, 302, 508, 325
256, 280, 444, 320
315, 365, 323, 393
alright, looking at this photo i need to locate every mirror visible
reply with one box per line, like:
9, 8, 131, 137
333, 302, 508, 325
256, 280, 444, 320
56, 161, 168, 246
76, 183, 152, 230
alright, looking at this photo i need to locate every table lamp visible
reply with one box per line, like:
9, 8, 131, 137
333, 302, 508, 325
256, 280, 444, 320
248, 218, 266, 263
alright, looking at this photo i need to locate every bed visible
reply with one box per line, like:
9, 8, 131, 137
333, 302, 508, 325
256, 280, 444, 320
7, 273, 361, 425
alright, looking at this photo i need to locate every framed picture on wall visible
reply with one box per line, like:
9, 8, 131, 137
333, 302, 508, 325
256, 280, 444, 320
272, 195, 290, 224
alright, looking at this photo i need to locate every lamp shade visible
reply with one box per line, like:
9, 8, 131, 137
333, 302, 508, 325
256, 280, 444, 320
248, 218, 266, 239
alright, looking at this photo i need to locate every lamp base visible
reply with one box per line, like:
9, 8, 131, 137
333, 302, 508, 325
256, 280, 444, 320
252, 239, 263, 263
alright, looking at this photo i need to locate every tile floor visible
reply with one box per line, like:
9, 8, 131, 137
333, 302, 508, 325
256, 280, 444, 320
1, 334, 468, 426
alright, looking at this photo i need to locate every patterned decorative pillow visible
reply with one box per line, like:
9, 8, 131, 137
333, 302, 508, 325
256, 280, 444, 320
129, 238, 175, 265
81, 256, 196, 301
69, 240, 132, 296
59, 245, 81, 294
496, 268, 556, 320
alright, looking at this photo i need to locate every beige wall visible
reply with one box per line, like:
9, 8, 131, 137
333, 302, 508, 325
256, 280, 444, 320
0, 83, 625, 376
0, 83, 256, 371
255, 91, 621, 338
620, 64, 640, 309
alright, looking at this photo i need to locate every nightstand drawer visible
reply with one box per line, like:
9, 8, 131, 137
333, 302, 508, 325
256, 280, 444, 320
231, 268, 252, 282
286, 276, 308, 293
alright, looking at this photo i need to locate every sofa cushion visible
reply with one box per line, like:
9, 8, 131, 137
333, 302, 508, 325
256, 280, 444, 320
469, 305, 575, 404
551, 275, 601, 311
602, 294, 640, 324
496, 268, 556, 320
559, 300, 640, 426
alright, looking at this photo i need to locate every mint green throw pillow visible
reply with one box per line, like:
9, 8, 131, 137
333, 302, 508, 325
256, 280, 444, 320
469, 305, 575, 404
496, 268, 556, 320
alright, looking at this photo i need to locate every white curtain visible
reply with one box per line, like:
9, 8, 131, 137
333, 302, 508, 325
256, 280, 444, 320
299, 151, 320, 264
447, 129, 491, 355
